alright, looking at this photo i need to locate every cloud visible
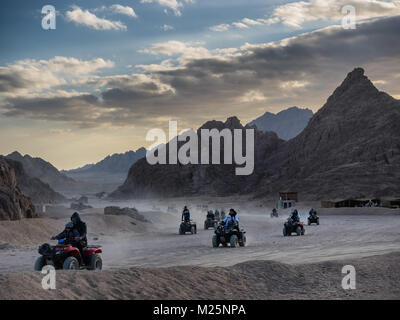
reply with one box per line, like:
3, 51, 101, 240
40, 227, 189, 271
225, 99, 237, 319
1, 17, 400, 130
140, 0, 184, 16
209, 0, 400, 31
271, 0, 400, 28
161, 24, 174, 31
0, 57, 114, 96
65, 6, 127, 31
109, 4, 138, 18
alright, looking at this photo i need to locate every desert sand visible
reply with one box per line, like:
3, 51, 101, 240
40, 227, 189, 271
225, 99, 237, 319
0, 198, 399, 299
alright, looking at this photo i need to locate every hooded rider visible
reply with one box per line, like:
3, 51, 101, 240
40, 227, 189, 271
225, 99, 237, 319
309, 208, 317, 217
223, 209, 239, 229
71, 212, 87, 264
182, 206, 190, 222
289, 209, 300, 224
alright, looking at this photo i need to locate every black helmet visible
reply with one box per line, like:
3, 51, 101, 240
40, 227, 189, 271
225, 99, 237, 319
71, 212, 81, 225
229, 209, 237, 216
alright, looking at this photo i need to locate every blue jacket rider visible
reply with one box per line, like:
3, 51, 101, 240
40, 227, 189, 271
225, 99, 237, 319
223, 209, 239, 228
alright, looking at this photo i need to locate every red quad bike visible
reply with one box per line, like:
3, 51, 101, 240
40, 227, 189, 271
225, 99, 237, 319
34, 239, 103, 271
283, 219, 305, 236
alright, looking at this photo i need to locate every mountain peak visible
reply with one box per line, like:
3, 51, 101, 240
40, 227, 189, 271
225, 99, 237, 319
329, 67, 378, 102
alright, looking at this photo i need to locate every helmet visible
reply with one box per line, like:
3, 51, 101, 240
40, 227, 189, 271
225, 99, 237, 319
229, 209, 237, 216
290, 208, 295, 214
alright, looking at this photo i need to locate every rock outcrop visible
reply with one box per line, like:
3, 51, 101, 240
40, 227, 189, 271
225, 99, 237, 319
104, 206, 149, 222
6, 152, 77, 193
0, 158, 37, 220
255, 68, 400, 199
110, 117, 284, 198
0, 157, 65, 204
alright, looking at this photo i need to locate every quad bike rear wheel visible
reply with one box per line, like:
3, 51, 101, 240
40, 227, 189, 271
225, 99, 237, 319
88, 254, 102, 270
317, 219, 320, 225
230, 235, 238, 248
63, 256, 79, 270
191, 226, 196, 234
283, 227, 287, 236
179, 226, 184, 235
34, 256, 46, 271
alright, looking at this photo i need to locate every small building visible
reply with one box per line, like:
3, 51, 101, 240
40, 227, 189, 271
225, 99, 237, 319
279, 192, 298, 202
277, 192, 297, 209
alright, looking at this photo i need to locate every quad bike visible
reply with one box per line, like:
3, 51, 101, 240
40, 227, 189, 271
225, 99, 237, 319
212, 222, 246, 248
34, 239, 102, 271
204, 217, 217, 230
179, 220, 197, 235
204, 212, 218, 230
283, 219, 305, 236
270, 209, 279, 218
308, 213, 320, 225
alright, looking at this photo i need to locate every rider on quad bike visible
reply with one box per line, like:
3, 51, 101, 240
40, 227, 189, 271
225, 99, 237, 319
308, 208, 320, 225
213, 209, 246, 247
214, 209, 220, 221
271, 208, 278, 218
37, 216, 102, 270
182, 206, 190, 222
51, 212, 87, 265
223, 209, 239, 228
179, 206, 197, 234
283, 209, 305, 236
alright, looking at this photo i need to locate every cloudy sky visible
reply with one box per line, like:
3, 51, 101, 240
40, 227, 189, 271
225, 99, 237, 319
1, 0, 400, 169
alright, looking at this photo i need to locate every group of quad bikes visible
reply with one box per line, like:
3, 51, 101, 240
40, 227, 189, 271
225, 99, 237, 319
179, 209, 247, 248
280, 209, 320, 237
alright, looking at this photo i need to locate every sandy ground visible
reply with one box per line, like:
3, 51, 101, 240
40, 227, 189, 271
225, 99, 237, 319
0, 198, 399, 299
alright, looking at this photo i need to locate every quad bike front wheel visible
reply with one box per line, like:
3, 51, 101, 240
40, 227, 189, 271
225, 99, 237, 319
88, 254, 102, 270
296, 226, 302, 236
63, 256, 79, 270
34, 256, 46, 271
191, 226, 197, 234
283, 227, 287, 236
212, 235, 219, 248
230, 235, 239, 248
239, 235, 246, 247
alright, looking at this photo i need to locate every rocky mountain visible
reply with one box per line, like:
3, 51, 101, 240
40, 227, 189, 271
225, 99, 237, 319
248, 107, 313, 140
65, 148, 146, 175
0, 157, 65, 204
110, 117, 284, 198
110, 68, 400, 200
63, 148, 147, 192
254, 68, 400, 200
0, 158, 37, 220
6, 152, 77, 193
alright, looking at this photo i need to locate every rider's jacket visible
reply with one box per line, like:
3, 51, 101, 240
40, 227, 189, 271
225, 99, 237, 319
182, 209, 190, 221
223, 215, 239, 228
289, 212, 300, 223
56, 228, 80, 243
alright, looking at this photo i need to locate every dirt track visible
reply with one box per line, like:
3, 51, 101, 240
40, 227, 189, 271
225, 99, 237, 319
1, 205, 400, 272
1, 203, 400, 299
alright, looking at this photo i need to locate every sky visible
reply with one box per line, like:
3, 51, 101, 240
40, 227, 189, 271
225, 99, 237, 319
0, 0, 400, 169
